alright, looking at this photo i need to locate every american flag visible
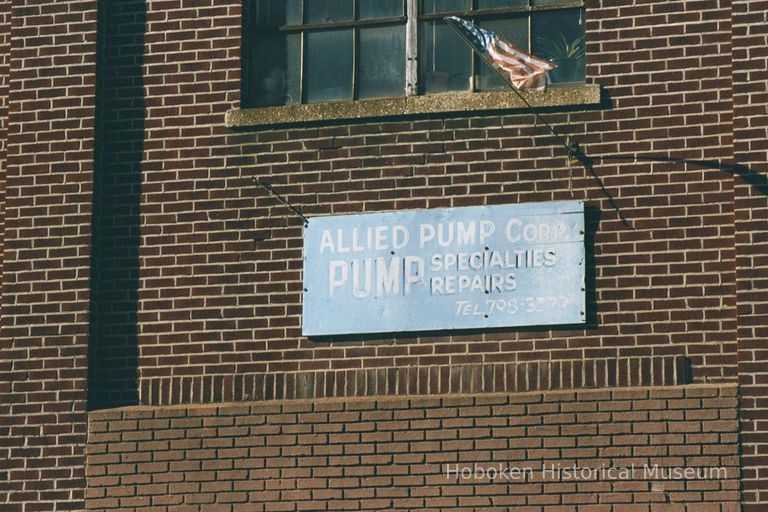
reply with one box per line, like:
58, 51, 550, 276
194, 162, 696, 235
445, 16, 556, 91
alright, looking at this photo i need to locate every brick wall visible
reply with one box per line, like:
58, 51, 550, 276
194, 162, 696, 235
0, 0, 761, 510
0, 0, 10, 505
139, 355, 693, 406
94, 0, 741, 408
86, 384, 740, 512
88, 0, 145, 410
0, 1, 97, 510
130, 0, 243, 404
732, 1, 768, 510
0, 0, 8, 292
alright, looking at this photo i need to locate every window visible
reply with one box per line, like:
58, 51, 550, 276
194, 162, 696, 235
243, 0, 585, 108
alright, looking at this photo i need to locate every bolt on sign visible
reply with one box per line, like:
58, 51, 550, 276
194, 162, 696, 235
302, 201, 585, 336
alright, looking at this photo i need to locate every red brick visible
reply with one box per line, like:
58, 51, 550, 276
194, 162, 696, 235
1, 0, 762, 510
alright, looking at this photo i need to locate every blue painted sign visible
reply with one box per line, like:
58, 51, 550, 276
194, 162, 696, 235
302, 201, 585, 336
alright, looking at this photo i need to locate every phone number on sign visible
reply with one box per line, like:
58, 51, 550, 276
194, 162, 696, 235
455, 296, 572, 317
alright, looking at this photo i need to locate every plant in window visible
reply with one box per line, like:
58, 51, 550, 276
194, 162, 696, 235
535, 33, 585, 85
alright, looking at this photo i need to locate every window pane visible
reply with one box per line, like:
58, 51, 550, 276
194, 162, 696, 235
248, 0, 299, 26
249, 34, 300, 107
358, 25, 406, 99
358, 0, 403, 19
419, 19, 472, 93
476, 0, 528, 8
306, 0, 353, 23
420, 0, 471, 14
305, 29, 353, 103
284, 34, 301, 104
286, 0, 302, 24
532, 8, 585, 85
477, 17, 528, 91
246, 1, 300, 107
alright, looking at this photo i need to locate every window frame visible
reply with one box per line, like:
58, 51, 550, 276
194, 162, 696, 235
241, 0, 588, 111
416, 0, 585, 95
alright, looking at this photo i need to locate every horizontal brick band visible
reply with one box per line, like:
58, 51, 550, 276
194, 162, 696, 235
87, 384, 740, 511
138, 355, 692, 406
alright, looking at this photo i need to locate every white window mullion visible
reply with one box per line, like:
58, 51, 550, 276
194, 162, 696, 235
405, 0, 418, 96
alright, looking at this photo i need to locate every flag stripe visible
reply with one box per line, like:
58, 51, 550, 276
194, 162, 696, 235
445, 16, 556, 92
494, 37, 553, 70
488, 45, 538, 76
488, 36, 553, 76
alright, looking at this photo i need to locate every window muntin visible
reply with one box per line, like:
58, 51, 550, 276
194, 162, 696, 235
244, 0, 585, 108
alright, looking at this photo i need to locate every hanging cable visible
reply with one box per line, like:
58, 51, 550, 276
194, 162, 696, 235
567, 152, 575, 199
252, 177, 310, 227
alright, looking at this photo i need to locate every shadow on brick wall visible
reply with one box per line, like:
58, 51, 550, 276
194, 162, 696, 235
88, 0, 145, 409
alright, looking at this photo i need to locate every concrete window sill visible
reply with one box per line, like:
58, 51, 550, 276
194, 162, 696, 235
225, 84, 601, 128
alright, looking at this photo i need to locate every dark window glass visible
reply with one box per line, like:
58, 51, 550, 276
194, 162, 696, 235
532, 8, 585, 85
476, 0, 528, 9
305, 29, 353, 102
305, 0, 353, 24
244, 0, 585, 107
284, 34, 302, 103
418, 19, 472, 93
286, 0, 302, 25
248, 0, 297, 25
358, 0, 403, 19
477, 16, 528, 91
247, 0, 300, 107
358, 26, 406, 99
420, 0, 471, 14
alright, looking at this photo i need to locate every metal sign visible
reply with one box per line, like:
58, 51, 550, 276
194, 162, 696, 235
302, 201, 585, 336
